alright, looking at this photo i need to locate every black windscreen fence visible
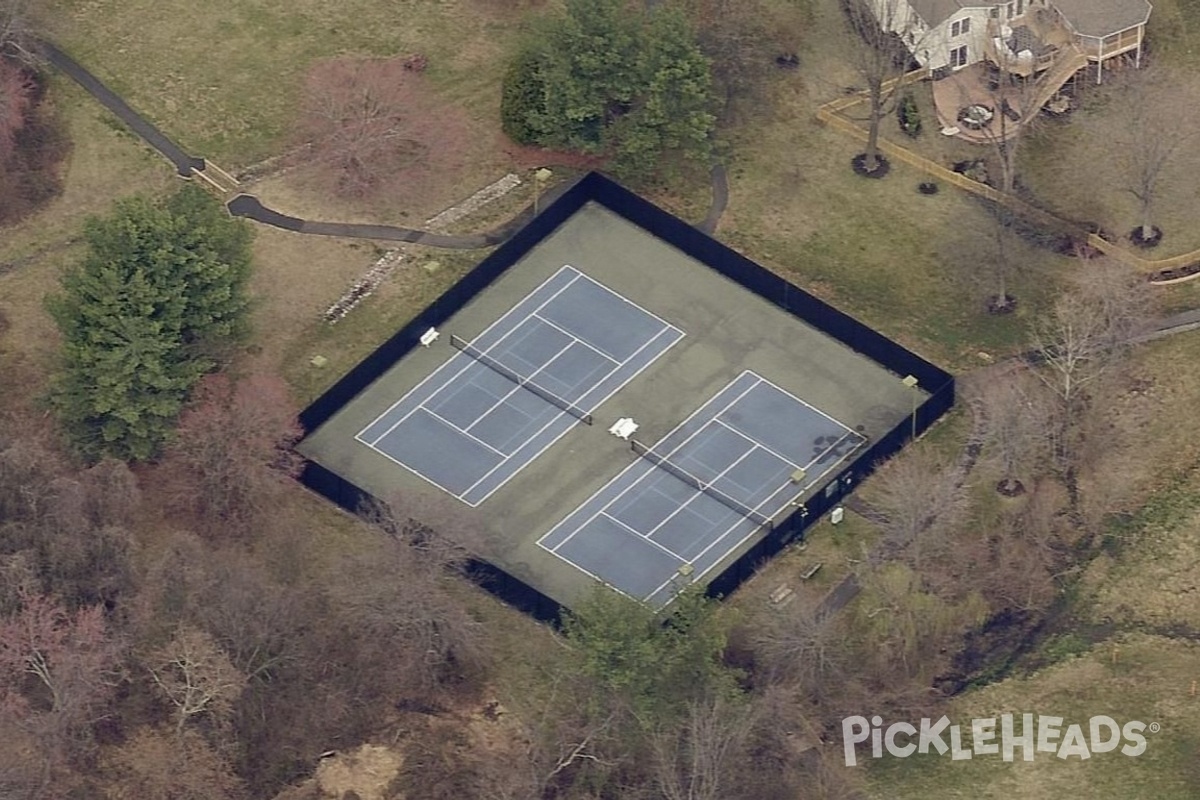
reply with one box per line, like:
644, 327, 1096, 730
297, 171, 954, 617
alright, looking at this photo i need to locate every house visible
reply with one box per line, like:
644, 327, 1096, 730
874, 0, 1152, 84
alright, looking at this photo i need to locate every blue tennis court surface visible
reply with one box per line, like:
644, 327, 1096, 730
538, 371, 866, 608
356, 266, 684, 505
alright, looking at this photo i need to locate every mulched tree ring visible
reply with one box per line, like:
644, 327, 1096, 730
1130, 225, 1163, 249
986, 294, 1018, 315
996, 477, 1026, 497
917, 181, 939, 195
775, 53, 800, 70
851, 153, 890, 178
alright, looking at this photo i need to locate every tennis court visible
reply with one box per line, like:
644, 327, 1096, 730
538, 371, 866, 607
355, 265, 684, 506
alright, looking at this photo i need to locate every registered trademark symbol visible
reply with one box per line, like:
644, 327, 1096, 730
1149, 722, 1161, 734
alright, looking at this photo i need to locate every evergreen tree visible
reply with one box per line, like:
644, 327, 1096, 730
49, 186, 252, 462
501, 0, 715, 179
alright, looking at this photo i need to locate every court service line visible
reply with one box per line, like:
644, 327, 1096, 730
531, 313, 620, 364
600, 512, 688, 560
572, 324, 683, 411
464, 337, 577, 434
464, 324, 686, 506
636, 438, 760, 542
539, 543, 653, 604
556, 399, 765, 557
356, 265, 582, 442
537, 372, 757, 555
419, 408, 509, 457
358, 418, 502, 500
372, 296, 577, 448
685, 479, 797, 572
753, 372, 860, 435
711, 417, 807, 472
547, 371, 836, 600
570, 267, 685, 337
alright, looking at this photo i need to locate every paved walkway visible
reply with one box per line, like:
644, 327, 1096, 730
40, 41, 203, 177
42, 36, 731, 247
40, 37, 1200, 619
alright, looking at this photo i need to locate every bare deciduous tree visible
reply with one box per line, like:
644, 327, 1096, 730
1119, 71, 1198, 243
751, 598, 848, 691
297, 57, 473, 199
0, 589, 125, 761
104, 726, 246, 800
192, 560, 306, 685
0, 0, 41, 64
972, 366, 1052, 494
336, 495, 490, 697
855, 562, 987, 682
146, 626, 246, 735
866, 445, 968, 571
1030, 258, 1153, 420
843, 0, 923, 175
473, 677, 618, 800
960, 35, 1068, 308
678, 0, 789, 120
163, 373, 302, 540
0, 58, 33, 161
650, 694, 757, 800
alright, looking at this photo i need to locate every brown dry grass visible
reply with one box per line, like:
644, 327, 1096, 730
714, 2, 1073, 368
1074, 333, 1200, 633
870, 633, 1200, 799
1020, 63, 1200, 257
44, 0, 535, 166
0, 79, 174, 399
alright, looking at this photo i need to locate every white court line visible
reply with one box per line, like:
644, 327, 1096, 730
639, 435, 759, 543
543, 370, 857, 600
751, 371, 860, 436
358, 265, 583, 444
571, 372, 865, 605
680, 388, 869, 583
570, 266, 686, 338
537, 372, 758, 555
367, 272, 584, 446
685, 479, 798, 571
712, 418, 805, 473
464, 323, 686, 507
540, 373, 760, 556
464, 337, 576, 434
359, 413, 504, 500
539, 544, 647, 603
420, 408, 508, 457
600, 512, 687, 560
531, 313, 619, 364
802, 429, 867, 475
367, 263, 688, 509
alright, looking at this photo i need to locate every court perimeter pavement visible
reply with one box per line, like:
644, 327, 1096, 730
297, 173, 954, 616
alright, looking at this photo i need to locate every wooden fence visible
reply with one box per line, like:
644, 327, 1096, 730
816, 83, 1200, 285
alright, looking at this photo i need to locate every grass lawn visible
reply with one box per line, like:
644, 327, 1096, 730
864, 633, 1200, 800
715, 1, 1071, 371
45, 0, 531, 166
9, 3, 1200, 795
855, 331, 1200, 798
0, 77, 174, 395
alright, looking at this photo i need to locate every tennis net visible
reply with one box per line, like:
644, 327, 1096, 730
451, 335, 593, 425
631, 439, 773, 530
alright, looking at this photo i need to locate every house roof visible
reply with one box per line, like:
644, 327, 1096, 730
1051, 0, 1153, 37
907, 0, 971, 27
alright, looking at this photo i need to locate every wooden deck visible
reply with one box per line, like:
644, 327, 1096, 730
931, 40, 1085, 146
931, 64, 1019, 145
